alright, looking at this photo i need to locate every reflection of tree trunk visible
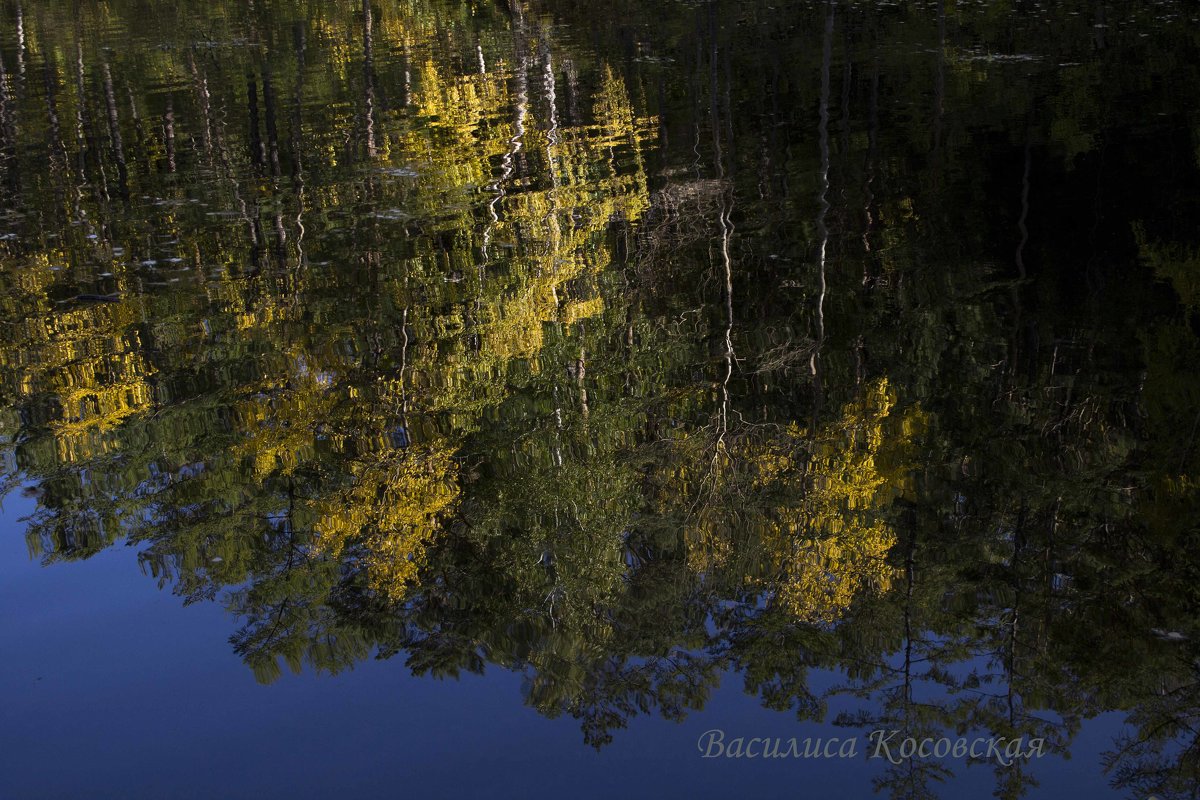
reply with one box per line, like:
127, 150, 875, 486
563, 58, 579, 128
709, 4, 735, 446
810, 1, 834, 420
73, 40, 90, 179
1008, 139, 1031, 383
899, 505, 926, 793
248, 215, 264, 274
399, 307, 410, 419
577, 344, 589, 419
857, 19, 879, 382
542, 41, 559, 189
624, 314, 636, 396
402, 44, 412, 107
1007, 503, 1027, 732
273, 212, 287, 266
43, 57, 66, 170
0, 50, 10, 127
15, 1, 27, 85
904, 530, 915, 707
76, 45, 108, 203
248, 75, 264, 170
263, 72, 281, 177
483, 23, 528, 261
862, 47, 878, 265
187, 51, 214, 159
541, 37, 562, 265
291, 23, 308, 270
996, 504, 1030, 793
362, 0, 377, 159
291, 23, 307, 183
163, 97, 176, 173
0, 49, 16, 193
874, 507, 924, 792
511, 60, 529, 182
717, 191, 734, 444
264, 74, 279, 173
192, 52, 255, 259
127, 84, 149, 176
102, 63, 128, 199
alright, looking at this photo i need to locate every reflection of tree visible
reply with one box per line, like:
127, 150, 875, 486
0, 0, 658, 685
1094, 233, 1200, 800
2, 3, 1200, 798
1106, 662, 1200, 800
764, 379, 920, 624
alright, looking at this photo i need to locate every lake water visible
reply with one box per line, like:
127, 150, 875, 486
2, 1, 1199, 797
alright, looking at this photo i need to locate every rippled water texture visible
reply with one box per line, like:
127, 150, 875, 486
2, 1, 1200, 797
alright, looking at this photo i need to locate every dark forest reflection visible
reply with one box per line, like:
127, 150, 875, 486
3, 1, 1200, 797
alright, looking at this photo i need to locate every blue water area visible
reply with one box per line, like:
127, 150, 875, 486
1, 490, 1127, 799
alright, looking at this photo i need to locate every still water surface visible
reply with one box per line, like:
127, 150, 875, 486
2, 1, 1200, 797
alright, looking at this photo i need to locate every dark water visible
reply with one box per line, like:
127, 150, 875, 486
2, 1, 1199, 797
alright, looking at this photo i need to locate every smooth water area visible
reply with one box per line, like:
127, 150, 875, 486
2, 1, 1200, 797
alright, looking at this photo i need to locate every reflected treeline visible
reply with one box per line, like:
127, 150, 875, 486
2, 1, 1200, 797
